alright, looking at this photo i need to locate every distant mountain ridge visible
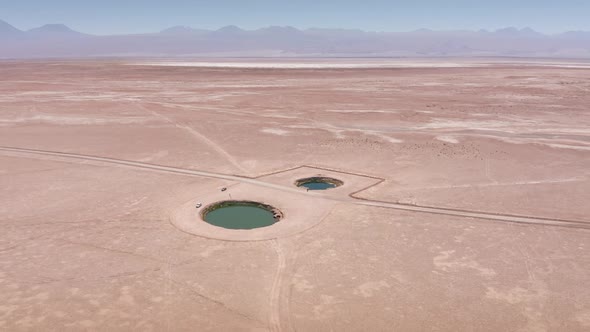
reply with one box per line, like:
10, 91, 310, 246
26, 24, 89, 39
0, 19, 23, 38
1, 19, 590, 58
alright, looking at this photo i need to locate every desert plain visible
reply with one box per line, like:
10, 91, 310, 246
1, 59, 589, 331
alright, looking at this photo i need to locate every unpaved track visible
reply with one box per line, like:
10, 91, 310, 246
268, 239, 286, 332
1, 146, 589, 230
140, 103, 249, 174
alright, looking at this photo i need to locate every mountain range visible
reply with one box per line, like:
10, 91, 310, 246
1, 19, 590, 58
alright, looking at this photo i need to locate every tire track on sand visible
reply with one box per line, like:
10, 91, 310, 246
141, 103, 248, 174
269, 239, 286, 332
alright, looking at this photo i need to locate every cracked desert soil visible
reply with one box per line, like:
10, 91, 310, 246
1, 59, 589, 331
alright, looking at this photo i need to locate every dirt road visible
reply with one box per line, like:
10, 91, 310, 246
2, 145, 587, 230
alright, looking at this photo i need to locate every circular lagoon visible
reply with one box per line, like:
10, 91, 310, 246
202, 201, 282, 230
295, 177, 344, 191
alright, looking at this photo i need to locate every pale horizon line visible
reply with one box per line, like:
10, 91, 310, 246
2, 18, 589, 37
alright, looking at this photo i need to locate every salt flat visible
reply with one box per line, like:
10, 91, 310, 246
1, 59, 589, 331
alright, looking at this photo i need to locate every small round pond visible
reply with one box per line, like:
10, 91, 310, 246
202, 200, 282, 230
295, 177, 344, 191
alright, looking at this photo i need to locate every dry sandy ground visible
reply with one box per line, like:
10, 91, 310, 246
0, 59, 589, 331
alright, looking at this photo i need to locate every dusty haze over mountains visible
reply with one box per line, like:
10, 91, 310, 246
1, 19, 590, 58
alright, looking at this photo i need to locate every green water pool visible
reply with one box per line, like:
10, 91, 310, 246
296, 177, 343, 191
299, 181, 338, 190
203, 203, 277, 230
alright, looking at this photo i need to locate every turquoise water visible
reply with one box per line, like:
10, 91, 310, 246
204, 205, 276, 230
300, 181, 338, 190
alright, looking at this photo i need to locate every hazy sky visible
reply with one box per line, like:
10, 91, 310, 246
1, 0, 589, 35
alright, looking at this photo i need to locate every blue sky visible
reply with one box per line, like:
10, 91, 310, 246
1, 0, 589, 34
